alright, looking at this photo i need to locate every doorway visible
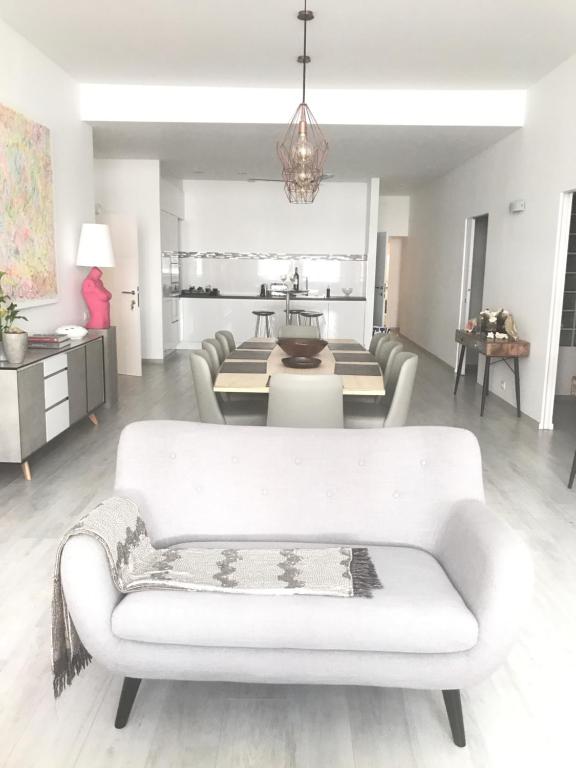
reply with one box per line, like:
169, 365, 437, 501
457, 214, 488, 374
373, 232, 388, 328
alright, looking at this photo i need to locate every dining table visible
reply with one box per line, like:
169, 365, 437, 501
213, 338, 385, 396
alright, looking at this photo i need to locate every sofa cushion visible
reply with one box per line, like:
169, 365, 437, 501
111, 545, 478, 654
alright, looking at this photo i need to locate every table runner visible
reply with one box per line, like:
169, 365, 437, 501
52, 497, 382, 697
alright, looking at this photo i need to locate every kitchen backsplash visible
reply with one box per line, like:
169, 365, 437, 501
178, 253, 367, 297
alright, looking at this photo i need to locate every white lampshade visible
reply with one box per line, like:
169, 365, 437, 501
76, 223, 115, 268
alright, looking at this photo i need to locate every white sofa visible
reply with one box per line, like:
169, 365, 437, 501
61, 421, 532, 746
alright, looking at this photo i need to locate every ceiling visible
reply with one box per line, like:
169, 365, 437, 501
1, 0, 576, 89
92, 122, 517, 192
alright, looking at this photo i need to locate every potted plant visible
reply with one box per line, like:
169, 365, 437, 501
0, 271, 28, 364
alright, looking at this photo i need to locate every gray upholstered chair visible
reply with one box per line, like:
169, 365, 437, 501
376, 340, 404, 379
215, 330, 236, 357
189, 352, 266, 426
267, 374, 344, 428
202, 338, 226, 367
369, 331, 389, 355
344, 352, 418, 429
277, 325, 320, 340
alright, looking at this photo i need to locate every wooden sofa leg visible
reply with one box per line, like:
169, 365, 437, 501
114, 677, 141, 729
442, 689, 466, 747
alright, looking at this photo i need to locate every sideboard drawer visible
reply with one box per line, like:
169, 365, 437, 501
43, 353, 68, 378
45, 400, 70, 442
44, 369, 69, 410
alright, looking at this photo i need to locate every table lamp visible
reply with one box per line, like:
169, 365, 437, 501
76, 223, 115, 329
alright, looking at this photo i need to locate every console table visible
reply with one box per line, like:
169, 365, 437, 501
0, 331, 116, 479
453, 329, 530, 417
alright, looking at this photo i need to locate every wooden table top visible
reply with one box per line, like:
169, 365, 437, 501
214, 338, 385, 396
455, 329, 530, 358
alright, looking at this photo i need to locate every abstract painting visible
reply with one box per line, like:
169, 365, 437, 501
0, 103, 57, 305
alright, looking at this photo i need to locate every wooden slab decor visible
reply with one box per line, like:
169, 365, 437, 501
214, 339, 385, 396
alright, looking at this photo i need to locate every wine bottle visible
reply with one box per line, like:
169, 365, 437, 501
293, 267, 300, 292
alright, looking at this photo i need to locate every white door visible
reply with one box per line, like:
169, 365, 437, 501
373, 232, 388, 326
161, 211, 181, 355
98, 213, 142, 376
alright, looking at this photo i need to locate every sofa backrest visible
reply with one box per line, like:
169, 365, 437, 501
114, 421, 484, 550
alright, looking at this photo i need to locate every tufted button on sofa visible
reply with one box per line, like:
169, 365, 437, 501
60, 421, 532, 746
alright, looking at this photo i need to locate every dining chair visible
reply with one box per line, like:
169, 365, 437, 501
189, 352, 267, 426
215, 330, 236, 356
369, 330, 389, 355
202, 338, 226, 368
267, 374, 344, 428
376, 339, 404, 379
344, 352, 419, 429
277, 324, 321, 340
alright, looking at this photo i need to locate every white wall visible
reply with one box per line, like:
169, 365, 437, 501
160, 176, 185, 220
378, 196, 410, 236
181, 181, 368, 254
387, 238, 404, 328
0, 19, 94, 332
400, 52, 576, 424
94, 159, 162, 360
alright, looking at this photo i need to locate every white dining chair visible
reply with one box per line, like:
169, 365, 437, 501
277, 325, 320, 340
376, 339, 404, 379
369, 330, 390, 355
202, 338, 225, 369
190, 352, 267, 426
215, 330, 236, 356
344, 352, 419, 429
267, 374, 344, 428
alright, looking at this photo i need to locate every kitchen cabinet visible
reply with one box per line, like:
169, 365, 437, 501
180, 297, 366, 346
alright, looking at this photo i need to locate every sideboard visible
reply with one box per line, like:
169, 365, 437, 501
0, 331, 116, 479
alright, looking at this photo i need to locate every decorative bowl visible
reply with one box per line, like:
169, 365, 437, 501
282, 356, 322, 369
276, 337, 328, 358
342, 287, 353, 296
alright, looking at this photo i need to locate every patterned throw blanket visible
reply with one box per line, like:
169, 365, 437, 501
52, 497, 382, 697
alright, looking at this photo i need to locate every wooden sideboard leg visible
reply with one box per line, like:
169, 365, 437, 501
88, 413, 99, 427
513, 357, 521, 417
453, 344, 466, 396
442, 689, 466, 747
480, 357, 490, 416
21, 461, 32, 481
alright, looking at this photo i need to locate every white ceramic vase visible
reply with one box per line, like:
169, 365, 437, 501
2, 331, 28, 364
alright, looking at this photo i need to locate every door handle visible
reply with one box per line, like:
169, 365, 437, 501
122, 290, 136, 295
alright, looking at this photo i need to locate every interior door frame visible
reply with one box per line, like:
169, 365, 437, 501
540, 190, 573, 430
455, 217, 476, 370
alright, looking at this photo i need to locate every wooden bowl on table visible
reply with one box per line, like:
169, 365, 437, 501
277, 338, 328, 358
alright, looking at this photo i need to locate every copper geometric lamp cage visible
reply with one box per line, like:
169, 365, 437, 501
277, 2, 329, 203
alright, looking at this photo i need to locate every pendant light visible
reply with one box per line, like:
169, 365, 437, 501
277, 1, 329, 204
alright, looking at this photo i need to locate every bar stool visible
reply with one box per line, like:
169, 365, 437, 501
300, 310, 324, 333
252, 310, 275, 337
288, 308, 304, 325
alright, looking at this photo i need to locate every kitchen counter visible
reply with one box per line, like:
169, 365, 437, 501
180, 293, 366, 301
179, 295, 367, 347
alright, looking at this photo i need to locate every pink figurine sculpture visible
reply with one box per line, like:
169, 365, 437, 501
81, 267, 112, 329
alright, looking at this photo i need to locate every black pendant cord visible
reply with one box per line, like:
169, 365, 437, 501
302, 0, 307, 104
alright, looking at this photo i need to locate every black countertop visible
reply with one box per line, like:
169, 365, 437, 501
180, 293, 366, 302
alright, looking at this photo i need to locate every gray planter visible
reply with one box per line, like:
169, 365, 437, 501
2, 332, 28, 364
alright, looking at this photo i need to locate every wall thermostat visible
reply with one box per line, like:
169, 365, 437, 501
509, 199, 526, 214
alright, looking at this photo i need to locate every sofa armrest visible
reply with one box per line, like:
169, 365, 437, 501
435, 500, 533, 662
60, 535, 124, 669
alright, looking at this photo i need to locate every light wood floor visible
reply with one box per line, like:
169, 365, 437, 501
0, 345, 575, 768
